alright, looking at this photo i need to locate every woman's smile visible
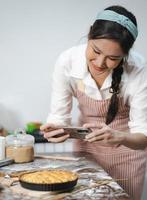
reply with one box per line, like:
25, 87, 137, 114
90, 60, 109, 75
91, 61, 107, 71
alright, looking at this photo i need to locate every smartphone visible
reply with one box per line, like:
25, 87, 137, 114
56, 127, 92, 139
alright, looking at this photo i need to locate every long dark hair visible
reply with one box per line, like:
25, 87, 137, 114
88, 5, 137, 124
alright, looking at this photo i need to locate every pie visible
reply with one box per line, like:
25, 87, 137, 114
19, 169, 78, 184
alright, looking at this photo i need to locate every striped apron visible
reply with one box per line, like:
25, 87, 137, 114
74, 89, 147, 200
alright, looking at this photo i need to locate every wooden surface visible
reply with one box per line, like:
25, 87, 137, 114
0, 152, 131, 200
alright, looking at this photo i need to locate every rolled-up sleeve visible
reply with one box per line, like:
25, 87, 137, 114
47, 52, 73, 126
128, 66, 147, 136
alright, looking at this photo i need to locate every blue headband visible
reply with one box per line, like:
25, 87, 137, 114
96, 10, 138, 40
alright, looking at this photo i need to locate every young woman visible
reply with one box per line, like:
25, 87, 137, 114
41, 5, 147, 200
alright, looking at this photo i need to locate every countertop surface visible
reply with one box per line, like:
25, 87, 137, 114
0, 152, 131, 200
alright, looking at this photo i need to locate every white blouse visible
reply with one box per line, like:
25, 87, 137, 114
47, 44, 147, 136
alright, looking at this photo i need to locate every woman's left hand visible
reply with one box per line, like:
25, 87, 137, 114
83, 123, 125, 146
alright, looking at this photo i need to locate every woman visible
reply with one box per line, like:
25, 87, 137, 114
41, 5, 147, 200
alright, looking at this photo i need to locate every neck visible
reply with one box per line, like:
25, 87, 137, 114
92, 70, 111, 88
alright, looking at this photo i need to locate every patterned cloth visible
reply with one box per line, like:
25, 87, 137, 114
74, 89, 147, 200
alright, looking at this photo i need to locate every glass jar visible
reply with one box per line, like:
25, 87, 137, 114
5, 129, 35, 163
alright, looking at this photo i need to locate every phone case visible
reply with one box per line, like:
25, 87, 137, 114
45, 127, 92, 139
63, 127, 91, 139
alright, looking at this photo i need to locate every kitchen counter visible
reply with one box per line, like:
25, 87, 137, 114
0, 152, 131, 200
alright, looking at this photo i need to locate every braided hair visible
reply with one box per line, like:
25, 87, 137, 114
88, 5, 137, 124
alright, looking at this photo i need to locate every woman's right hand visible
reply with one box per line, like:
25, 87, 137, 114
40, 123, 70, 143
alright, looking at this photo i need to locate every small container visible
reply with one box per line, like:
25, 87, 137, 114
0, 136, 5, 160
0, 125, 7, 136
5, 129, 35, 163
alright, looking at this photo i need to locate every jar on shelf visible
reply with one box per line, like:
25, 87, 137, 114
5, 129, 35, 163
0, 125, 7, 136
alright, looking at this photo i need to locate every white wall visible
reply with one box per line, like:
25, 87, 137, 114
0, 0, 147, 131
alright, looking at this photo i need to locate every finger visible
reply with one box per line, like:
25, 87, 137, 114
85, 133, 112, 142
85, 128, 106, 139
43, 129, 64, 139
85, 135, 105, 142
47, 134, 70, 143
40, 123, 56, 131
83, 123, 104, 129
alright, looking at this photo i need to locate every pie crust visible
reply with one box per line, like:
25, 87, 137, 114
20, 169, 78, 184
19, 169, 78, 191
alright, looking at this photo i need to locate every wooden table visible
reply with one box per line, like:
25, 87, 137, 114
0, 152, 131, 200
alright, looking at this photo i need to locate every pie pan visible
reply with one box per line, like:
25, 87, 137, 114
19, 169, 78, 191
